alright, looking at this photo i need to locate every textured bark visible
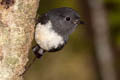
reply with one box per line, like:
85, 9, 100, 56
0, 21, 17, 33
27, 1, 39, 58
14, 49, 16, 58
0, 0, 40, 80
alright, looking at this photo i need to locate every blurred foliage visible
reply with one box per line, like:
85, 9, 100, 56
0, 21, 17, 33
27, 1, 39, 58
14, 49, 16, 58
38, 0, 80, 14
104, 0, 120, 78
104, 0, 120, 73
24, 0, 120, 80
104, 0, 120, 48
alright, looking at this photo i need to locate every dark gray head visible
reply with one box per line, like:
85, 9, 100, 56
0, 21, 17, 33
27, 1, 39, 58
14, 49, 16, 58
37, 7, 82, 40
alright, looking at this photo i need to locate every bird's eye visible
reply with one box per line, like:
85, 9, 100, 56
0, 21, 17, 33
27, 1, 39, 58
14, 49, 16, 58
65, 17, 71, 21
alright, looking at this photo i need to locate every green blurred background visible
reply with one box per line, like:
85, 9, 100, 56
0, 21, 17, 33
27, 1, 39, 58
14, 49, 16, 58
24, 0, 120, 80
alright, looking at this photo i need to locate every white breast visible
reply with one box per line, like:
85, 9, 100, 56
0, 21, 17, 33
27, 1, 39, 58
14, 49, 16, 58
35, 21, 64, 50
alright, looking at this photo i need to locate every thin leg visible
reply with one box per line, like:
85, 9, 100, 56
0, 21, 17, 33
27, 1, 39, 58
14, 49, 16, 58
21, 56, 37, 75
21, 45, 46, 75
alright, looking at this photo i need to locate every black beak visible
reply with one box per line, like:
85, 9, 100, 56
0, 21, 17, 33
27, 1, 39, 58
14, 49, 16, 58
79, 20, 85, 24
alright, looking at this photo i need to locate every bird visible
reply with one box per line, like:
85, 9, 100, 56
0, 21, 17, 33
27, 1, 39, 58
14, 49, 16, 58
32, 7, 84, 58
23, 7, 84, 75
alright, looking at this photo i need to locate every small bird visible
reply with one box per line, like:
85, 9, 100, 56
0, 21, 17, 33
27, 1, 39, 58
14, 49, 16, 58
32, 7, 84, 58
22, 7, 84, 75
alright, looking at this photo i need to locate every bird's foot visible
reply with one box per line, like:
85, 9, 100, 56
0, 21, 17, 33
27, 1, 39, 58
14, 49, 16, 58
32, 45, 46, 58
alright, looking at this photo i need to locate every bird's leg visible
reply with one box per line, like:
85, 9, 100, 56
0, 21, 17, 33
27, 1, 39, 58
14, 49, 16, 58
32, 44, 46, 58
21, 45, 46, 75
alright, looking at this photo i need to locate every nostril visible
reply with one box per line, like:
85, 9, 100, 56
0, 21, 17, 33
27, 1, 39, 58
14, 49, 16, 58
73, 19, 80, 24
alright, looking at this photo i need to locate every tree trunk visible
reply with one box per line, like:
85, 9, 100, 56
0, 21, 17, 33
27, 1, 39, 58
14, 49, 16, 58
79, 0, 117, 80
0, 0, 40, 80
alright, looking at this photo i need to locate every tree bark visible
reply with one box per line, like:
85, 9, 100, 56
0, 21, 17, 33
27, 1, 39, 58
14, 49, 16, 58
0, 0, 40, 80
